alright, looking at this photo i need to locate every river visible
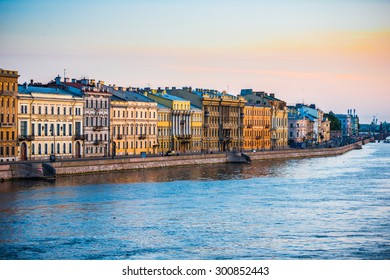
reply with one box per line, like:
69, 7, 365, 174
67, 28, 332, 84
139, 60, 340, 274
1, 143, 389, 259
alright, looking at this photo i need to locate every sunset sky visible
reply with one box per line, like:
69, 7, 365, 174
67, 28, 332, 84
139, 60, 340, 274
1, 0, 389, 123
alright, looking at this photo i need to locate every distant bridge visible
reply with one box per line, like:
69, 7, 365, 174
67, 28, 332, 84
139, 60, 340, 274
373, 133, 390, 140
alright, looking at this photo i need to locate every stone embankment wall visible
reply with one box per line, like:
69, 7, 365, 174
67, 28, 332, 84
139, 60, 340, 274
1, 141, 369, 180
51, 153, 227, 176
52, 144, 358, 177
247, 144, 356, 161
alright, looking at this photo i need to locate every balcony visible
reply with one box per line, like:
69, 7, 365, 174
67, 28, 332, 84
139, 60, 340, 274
138, 134, 147, 140
0, 122, 16, 127
176, 135, 192, 140
117, 134, 123, 140
220, 136, 232, 142
18, 135, 35, 141
74, 134, 86, 141
93, 126, 104, 131
93, 140, 103, 145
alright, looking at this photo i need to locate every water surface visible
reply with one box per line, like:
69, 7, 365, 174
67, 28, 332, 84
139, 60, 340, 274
1, 143, 389, 259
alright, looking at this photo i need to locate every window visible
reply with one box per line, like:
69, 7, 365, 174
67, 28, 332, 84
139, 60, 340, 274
57, 107, 60, 115
38, 106, 41, 114
38, 144, 42, 154
63, 143, 66, 154
63, 107, 66, 115
20, 121, 28, 136
45, 106, 48, 114
69, 143, 72, 154
45, 143, 48, 154
38, 124, 42, 136
75, 122, 81, 135
69, 107, 72, 115
69, 124, 72, 136
51, 107, 54, 114
32, 144, 35, 155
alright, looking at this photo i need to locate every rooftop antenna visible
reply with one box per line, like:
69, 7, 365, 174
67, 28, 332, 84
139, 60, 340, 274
64, 68, 66, 80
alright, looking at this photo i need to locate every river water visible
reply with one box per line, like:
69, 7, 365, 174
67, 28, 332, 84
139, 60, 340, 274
1, 143, 389, 260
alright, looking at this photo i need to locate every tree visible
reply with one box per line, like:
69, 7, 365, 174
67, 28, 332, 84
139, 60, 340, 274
325, 111, 341, 131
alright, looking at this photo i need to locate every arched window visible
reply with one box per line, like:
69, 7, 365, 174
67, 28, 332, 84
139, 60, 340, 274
38, 144, 42, 154
63, 143, 66, 153
45, 143, 48, 154
57, 143, 60, 154
69, 143, 72, 154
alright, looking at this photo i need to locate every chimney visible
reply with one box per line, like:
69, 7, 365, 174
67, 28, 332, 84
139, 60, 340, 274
64, 77, 69, 83
270, 93, 275, 98
72, 78, 76, 83
30, 79, 34, 85
55, 76, 61, 85
81, 78, 89, 85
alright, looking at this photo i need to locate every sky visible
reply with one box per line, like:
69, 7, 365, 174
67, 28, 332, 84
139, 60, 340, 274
1, 0, 389, 123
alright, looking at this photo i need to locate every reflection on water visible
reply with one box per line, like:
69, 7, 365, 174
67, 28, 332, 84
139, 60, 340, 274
0, 159, 289, 191
0, 143, 389, 260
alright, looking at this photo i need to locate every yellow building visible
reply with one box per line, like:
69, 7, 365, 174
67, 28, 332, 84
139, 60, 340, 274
168, 88, 246, 153
109, 87, 158, 156
243, 104, 271, 151
0, 69, 19, 162
156, 104, 171, 155
17, 84, 84, 160
241, 90, 288, 150
147, 91, 202, 154
269, 99, 288, 150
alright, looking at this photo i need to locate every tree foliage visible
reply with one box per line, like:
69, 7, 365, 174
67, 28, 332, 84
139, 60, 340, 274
325, 112, 341, 131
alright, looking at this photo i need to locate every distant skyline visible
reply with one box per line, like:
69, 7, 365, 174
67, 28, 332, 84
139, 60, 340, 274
1, 0, 389, 123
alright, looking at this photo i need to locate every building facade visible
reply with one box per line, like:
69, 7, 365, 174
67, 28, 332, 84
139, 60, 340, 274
241, 90, 288, 150
156, 104, 172, 155
288, 115, 312, 147
0, 69, 19, 162
169, 88, 246, 153
243, 104, 271, 151
147, 91, 203, 154
17, 85, 84, 160
109, 87, 158, 156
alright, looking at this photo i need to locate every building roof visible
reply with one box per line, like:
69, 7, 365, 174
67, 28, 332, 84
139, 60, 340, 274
18, 84, 72, 95
155, 93, 188, 102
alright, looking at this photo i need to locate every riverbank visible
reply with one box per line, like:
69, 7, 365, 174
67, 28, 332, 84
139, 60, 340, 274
0, 140, 369, 181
